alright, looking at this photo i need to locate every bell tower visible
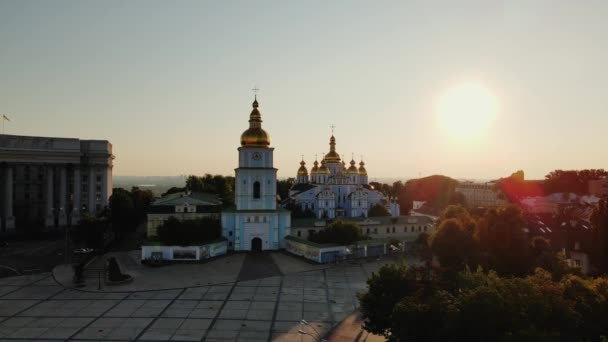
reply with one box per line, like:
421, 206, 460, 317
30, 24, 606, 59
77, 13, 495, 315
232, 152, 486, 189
235, 97, 277, 211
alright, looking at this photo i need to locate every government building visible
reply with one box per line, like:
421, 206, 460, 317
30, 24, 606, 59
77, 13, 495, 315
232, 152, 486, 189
288, 135, 399, 219
0, 134, 114, 232
221, 97, 291, 251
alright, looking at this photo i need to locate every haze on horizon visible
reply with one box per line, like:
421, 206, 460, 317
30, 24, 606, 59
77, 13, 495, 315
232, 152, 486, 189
1, 1, 607, 180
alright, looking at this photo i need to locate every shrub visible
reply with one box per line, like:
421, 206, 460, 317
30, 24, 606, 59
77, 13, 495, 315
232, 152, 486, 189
308, 220, 366, 245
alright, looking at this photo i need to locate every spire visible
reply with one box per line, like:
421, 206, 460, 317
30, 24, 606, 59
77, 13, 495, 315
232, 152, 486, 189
324, 132, 341, 162
249, 96, 261, 127
240, 94, 270, 147
297, 158, 308, 176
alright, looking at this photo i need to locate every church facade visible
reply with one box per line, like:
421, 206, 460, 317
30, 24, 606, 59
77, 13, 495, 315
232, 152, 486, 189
289, 135, 399, 219
221, 97, 291, 251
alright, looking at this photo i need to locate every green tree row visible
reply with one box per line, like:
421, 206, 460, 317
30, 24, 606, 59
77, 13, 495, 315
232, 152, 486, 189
360, 265, 608, 341
308, 221, 367, 245
156, 217, 222, 246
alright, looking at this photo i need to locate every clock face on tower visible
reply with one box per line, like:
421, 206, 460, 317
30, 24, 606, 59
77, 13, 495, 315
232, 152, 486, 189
252, 152, 262, 161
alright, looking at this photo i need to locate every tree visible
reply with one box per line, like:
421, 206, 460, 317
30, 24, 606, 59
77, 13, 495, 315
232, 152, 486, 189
368, 203, 390, 217
449, 191, 467, 207
186, 174, 235, 207
591, 197, 608, 273
131, 187, 154, 223
156, 217, 222, 246
403, 175, 459, 215
475, 205, 530, 276
308, 221, 366, 245
437, 204, 476, 232
73, 215, 110, 249
358, 263, 419, 337
109, 188, 135, 236
544, 169, 607, 194
390, 289, 457, 342
430, 218, 478, 271
161, 187, 185, 197
530, 236, 572, 280
277, 178, 295, 201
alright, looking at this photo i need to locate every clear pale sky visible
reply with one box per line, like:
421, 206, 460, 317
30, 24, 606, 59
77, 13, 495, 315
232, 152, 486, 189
1, 1, 607, 180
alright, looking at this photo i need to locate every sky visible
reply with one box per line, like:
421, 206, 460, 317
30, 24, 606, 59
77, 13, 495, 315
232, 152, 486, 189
1, 1, 607, 181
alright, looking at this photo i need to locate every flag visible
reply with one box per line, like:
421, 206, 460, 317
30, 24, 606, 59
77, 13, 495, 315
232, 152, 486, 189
2, 114, 9, 121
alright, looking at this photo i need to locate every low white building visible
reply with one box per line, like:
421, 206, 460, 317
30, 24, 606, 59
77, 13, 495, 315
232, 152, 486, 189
146, 192, 222, 237
291, 215, 435, 245
456, 181, 507, 208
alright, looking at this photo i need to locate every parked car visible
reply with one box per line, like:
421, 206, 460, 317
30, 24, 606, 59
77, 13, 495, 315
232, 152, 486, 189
73, 248, 94, 255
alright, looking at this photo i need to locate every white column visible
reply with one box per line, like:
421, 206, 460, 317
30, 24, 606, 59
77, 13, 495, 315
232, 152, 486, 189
58, 166, 67, 226
101, 166, 109, 209
45, 167, 54, 227
88, 166, 96, 215
234, 217, 241, 251
273, 218, 279, 250
4, 166, 15, 231
72, 167, 81, 224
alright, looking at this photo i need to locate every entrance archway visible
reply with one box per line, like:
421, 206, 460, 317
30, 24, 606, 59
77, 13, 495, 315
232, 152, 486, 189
251, 237, 262, 252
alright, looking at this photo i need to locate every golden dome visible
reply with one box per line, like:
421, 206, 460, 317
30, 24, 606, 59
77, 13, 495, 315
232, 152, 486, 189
324, 135, 341, 162
318, 159, 330, 174
240, 97, 271, 147
297, 160, 308, 176
310, 160, 319, 174
348, 159, 358, 174
358, 160, 368, 176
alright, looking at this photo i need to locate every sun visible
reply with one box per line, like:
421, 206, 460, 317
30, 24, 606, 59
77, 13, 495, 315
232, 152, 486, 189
436, 82, 498, 140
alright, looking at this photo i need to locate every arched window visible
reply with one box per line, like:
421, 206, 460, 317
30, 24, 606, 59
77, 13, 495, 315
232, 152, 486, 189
253, 181, 261, 199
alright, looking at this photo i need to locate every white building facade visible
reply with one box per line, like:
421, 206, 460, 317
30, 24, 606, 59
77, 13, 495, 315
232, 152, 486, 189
455, 181, 508, 208
221, 98, 291, 251
0, 135, 113, 232
289, 135, 398, 219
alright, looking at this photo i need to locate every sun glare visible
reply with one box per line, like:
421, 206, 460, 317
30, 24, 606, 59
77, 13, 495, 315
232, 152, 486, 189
436, 82, 498, 140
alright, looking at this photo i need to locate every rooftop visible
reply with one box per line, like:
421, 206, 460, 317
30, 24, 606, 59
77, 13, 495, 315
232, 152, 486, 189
152, 191, 222, 207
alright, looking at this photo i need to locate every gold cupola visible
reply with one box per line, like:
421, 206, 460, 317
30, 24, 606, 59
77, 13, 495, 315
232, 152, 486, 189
240, 97, 271, 147
358, 160, 368, 176
310, 159, 319, 174
324, 135, 341, 163
318, 158, 330, 174
297, 159, 308, 176
348, 159, 359, 174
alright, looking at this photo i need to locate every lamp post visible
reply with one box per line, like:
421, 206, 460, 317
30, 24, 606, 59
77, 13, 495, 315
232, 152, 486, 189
60, 207, 70, 265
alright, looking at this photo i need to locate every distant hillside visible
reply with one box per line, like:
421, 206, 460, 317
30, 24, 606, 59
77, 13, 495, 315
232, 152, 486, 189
113, 176, 187, 196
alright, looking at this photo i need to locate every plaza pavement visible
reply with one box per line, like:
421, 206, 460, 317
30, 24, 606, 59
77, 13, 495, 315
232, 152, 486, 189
0, 252, 412, 341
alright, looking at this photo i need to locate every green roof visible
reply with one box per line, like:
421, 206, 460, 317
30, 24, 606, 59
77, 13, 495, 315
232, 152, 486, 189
152, 192, 222, 207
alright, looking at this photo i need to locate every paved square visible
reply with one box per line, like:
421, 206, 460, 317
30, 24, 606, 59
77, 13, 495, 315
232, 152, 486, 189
0, 253, 410, 341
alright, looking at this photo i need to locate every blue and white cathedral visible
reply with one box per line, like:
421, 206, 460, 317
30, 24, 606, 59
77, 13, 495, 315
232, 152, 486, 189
289, 135, 400, 219
221, 97, 291, 251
